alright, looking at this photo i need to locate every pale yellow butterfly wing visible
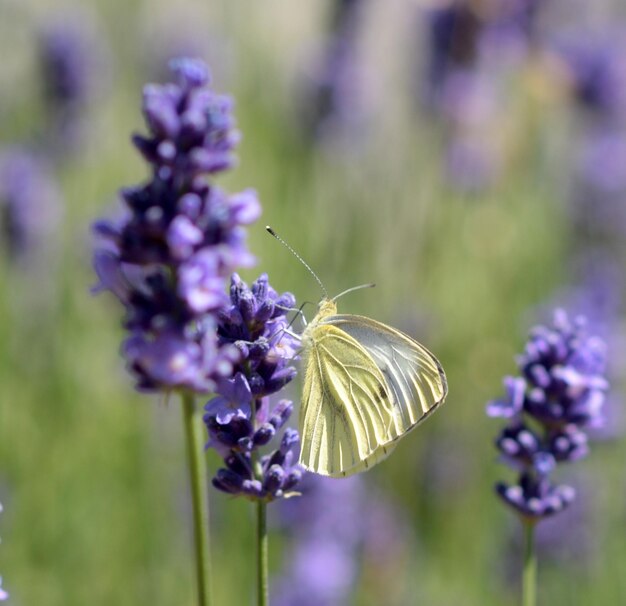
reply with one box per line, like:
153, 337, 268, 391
321, 314, 448, 442
299, 323, 396, 477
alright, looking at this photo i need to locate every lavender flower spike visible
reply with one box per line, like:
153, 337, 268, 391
92, 59, 260, 394
487, 309, 609, 522
205, 273, 303, 502
92, 58, 267, 606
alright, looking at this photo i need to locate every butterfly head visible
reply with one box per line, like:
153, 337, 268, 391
302, 298, 337, 347
317, 298, 338, 319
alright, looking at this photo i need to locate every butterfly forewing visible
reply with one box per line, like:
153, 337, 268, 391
300, 323, 396, 477
321, 314, 448, 441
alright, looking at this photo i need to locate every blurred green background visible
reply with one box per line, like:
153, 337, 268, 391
1, 0, 625, 604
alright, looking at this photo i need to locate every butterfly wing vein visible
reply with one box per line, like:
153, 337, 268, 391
322, 315, 447, 441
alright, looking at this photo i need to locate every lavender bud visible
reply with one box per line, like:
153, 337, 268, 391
269, 400, 293, 430
253, 423, 276, 446
213, 469, 244, 494
280, 428, 300, 455
255, 299, 275, 323
282, 468, 303, 491
263, 464, 286, 495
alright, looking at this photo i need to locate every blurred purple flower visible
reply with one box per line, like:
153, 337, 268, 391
205, 274, 302, 501
422, 0, 540, 105
420, 0, 546, 191
92, 58, 257, 393
479, 0, 543, 58
37, 12, 108, 152
0, 148, 62, 263
423, 1, 482, 103
570, 127, 626, 238
552, 29, 626, 118
299, 0, 371, 145
487, 309, 609, 521
273, 472, 410, 605
272, 475, 364, 605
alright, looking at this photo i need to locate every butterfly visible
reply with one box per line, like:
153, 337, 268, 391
298, 297, 448, 477
266, 226, 447, 477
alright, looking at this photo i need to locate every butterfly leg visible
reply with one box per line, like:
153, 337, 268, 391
275, 301, 310, 330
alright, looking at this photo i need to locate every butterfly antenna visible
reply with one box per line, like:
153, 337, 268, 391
332, 283, 376, 302
266, 226, 329, 299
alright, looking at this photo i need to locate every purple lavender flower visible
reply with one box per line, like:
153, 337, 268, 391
552, 29, 626, 118
569, 127, 626, 240
419, 1, 545, 191
272, 473, 409, 605
423, 2, 482, 103
0, 148, 62, 262
37, 12, 108, 152
299, 0, 370, 144
92, 58, 259, 393
204, 273, 302, 502
479, 0, 543, 58
272, 475, 364, 605
487, 309, 609, 521
424, 0, 542, 96
39, 21, 92, 108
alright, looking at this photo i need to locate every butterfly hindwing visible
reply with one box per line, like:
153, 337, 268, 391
321, 314, 448, 441
300, 323, 396, 477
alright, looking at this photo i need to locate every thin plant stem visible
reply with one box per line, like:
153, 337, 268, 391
252, 396, 269, 606
256, 499, 269, 606
182, 391, 213, 606
522, 520, 537, 606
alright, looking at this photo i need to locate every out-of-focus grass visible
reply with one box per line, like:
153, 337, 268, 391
0, 1, 625, 605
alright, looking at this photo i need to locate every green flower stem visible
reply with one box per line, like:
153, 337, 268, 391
256, 499, 269, 606
252, 397, 269, 606
182, 392, 213, 606
522, 520, 537, 606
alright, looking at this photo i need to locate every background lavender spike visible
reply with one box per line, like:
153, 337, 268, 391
272, 473, 411, 605
297, 0, 372, 147
37, 11, 109, 154
487, 309, 609, 522
0, 147, 62, 264
418, 0, 546, 191
272, 474, 365, 605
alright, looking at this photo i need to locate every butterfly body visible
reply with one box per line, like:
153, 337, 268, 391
299, 298, 448, 477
